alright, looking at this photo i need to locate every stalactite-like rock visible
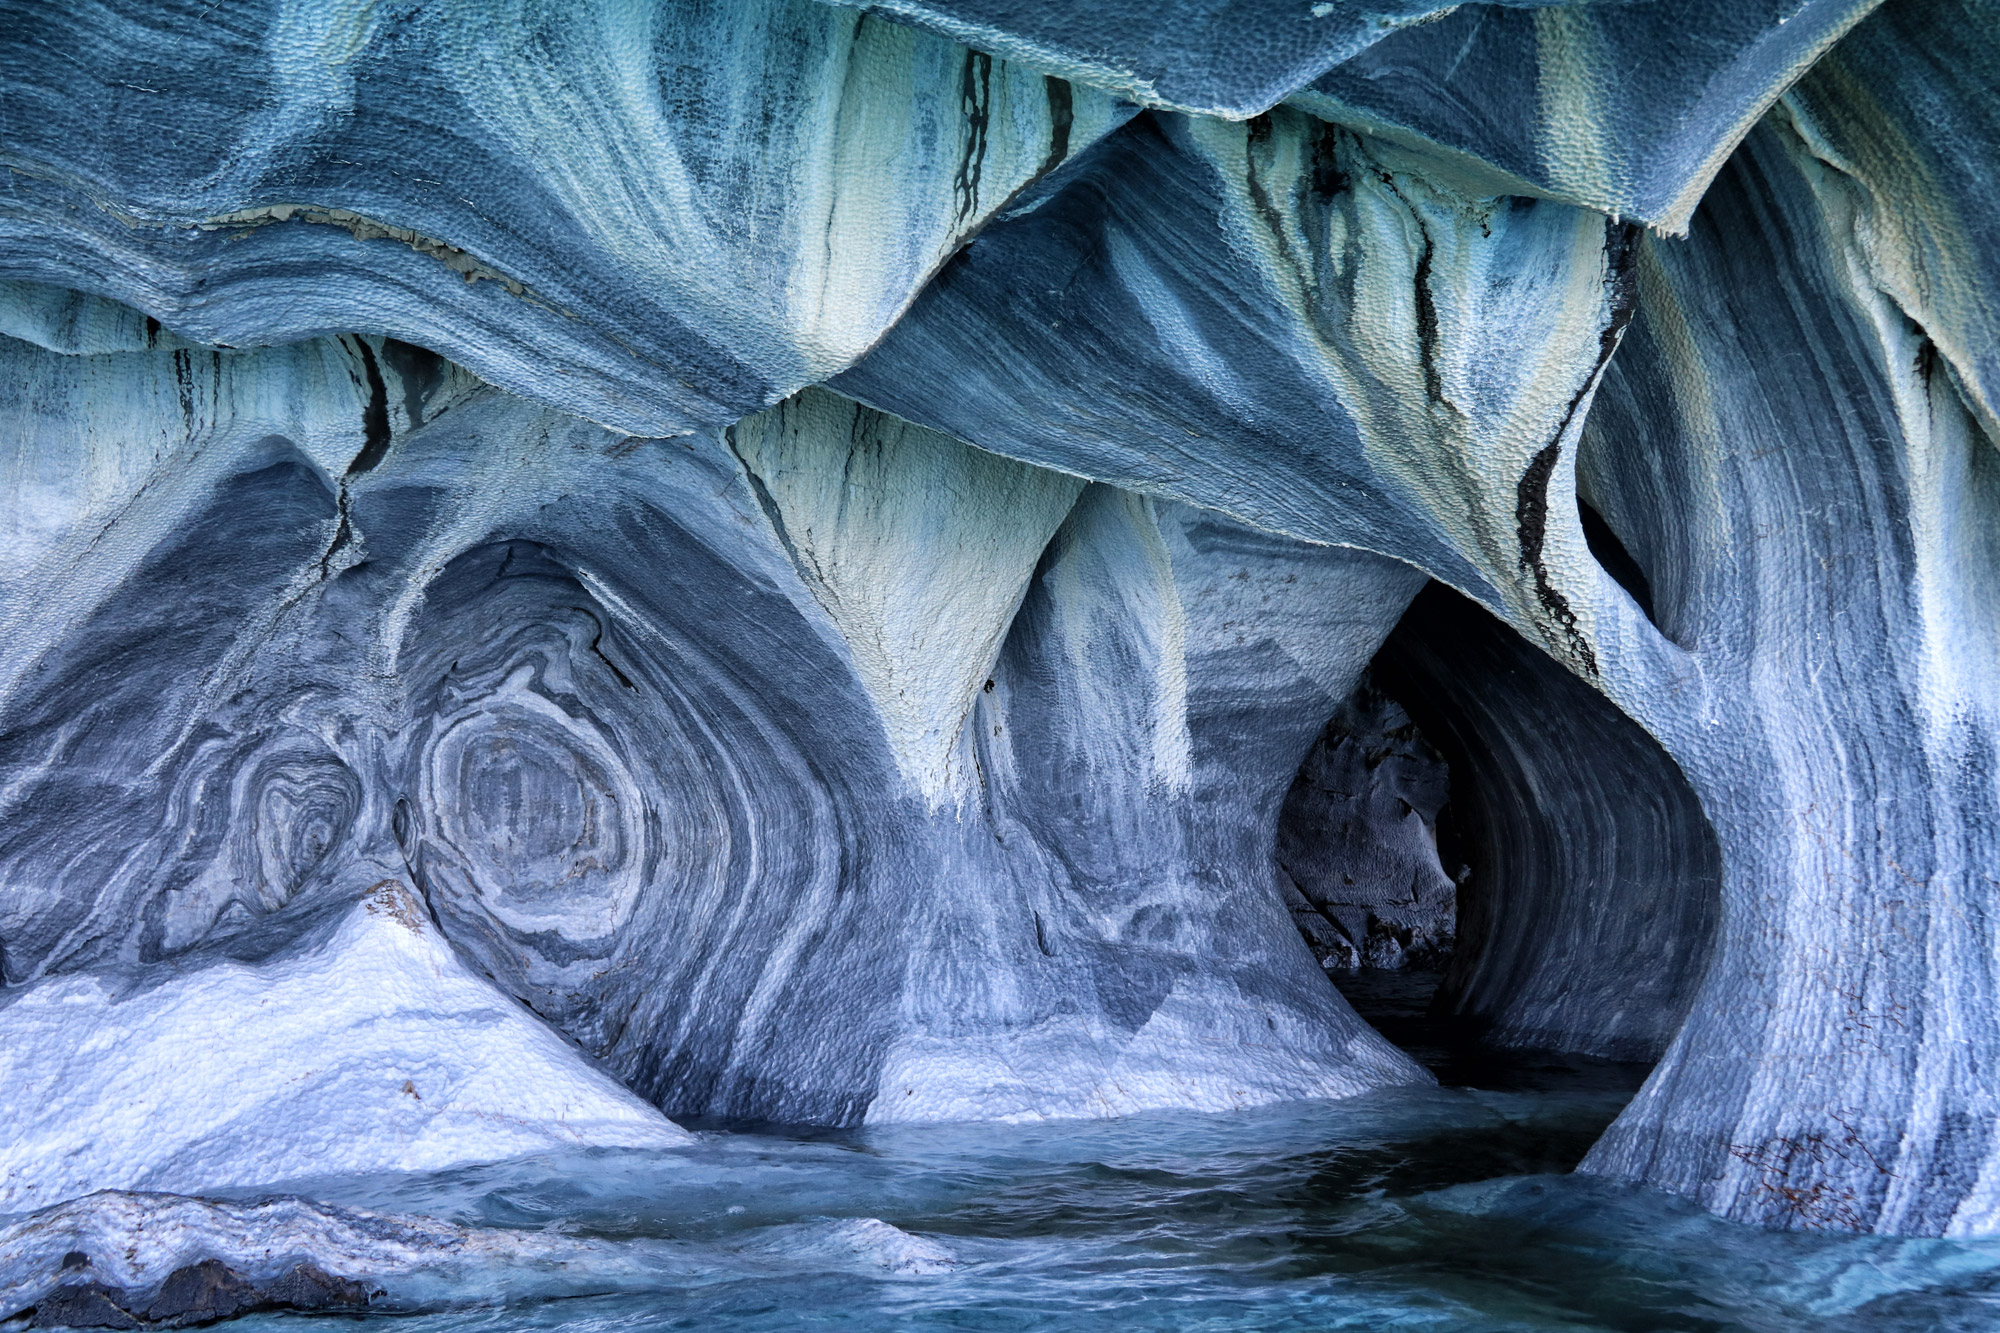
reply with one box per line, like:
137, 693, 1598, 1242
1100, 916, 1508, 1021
834, 15, 2000, 1232
1, 0, 1996, 1247
0, 304, 1433, 1198
731, 388, 1085, 803
835, 106, 1628, 624
873, 484, 1431, 1121
0, 0, 1128, 434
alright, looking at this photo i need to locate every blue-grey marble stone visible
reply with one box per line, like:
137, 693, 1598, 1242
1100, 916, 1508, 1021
0, 321, 1432, 1200
1781, 0, 2000, 442
0, 0, 1129, 435
1290, 0, 1880, 229
1277, 677, 1457, 973
0, 0, 1996, 1244
1571, 115, 2000, 1237
836, 28, 2000, 1231
819, 0, 1487, 118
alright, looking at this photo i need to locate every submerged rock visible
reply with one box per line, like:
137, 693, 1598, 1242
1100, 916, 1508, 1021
0, 0, 1995, 1242
0, 1191, 649, 1323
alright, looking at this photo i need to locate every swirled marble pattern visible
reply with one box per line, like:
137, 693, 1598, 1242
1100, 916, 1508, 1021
0, 308, 1435, 1197
1782, 0, 2000, 440
866, 485, 1430, 1121
0, 0, 1997, 1242
1289, 0, 1880, 230
1567, 115, 2000, 1237
0, 0, 1129, 435
832, 1, 2000, 1232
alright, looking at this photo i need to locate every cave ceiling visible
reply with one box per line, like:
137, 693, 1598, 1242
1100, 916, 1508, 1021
1, 0, 1997, 1250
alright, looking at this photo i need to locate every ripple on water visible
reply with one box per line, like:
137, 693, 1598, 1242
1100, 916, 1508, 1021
179, 1041, 2000, 1333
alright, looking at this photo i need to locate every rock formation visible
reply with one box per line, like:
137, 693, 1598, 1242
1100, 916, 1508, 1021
1277, 676, 1458, 973
0, 0, 1995, 1243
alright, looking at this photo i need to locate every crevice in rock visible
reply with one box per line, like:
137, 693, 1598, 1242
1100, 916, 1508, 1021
1577, 494, 1658, 626
1279, 579, 1722, 1075
346, 338, 394, 478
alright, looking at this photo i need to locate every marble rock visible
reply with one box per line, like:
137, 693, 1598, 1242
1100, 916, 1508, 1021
1276, 677, 1457, 972
0, 0, 1129, 435
1290, 0, 1881, 230
0, 308, 1431, 1201
836, 1, 2000, 1233
0, 0, 1996, 1244
0, 882, 689, 1215
1371, 582, 1721, 1062
0, 1191, 657, 1320
1570, 113, 2000, 1237
1780, 0, 2000, 442
816, 0, 1491, 119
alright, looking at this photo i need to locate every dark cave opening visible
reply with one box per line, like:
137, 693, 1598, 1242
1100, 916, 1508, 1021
1575, 496, 1656, 626
1278, 580, 1724, 1090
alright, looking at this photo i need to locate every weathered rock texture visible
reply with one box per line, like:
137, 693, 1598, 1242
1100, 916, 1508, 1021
1373, 582, 1722, 1061
0, 0, 1995, 1242
1277, 678, 1457, 972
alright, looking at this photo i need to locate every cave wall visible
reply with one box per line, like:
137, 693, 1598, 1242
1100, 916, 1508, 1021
0, 0, 1995, 1238
0, 0, 1134, 435
1373, 583, 1722, 1062
1277, 680, 1457, 972
0, 318, 1431, 1201
831, 1, 2000, 1234
1570, 113, 2000, 1238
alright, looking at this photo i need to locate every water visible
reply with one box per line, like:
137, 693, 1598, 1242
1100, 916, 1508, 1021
221, 977, 2000, 1332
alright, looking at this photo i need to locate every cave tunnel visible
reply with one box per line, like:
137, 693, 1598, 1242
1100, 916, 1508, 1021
1278, 578, 1725, 1083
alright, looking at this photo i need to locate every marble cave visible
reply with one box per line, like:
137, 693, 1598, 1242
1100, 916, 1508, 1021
1, 0, 1998, 1327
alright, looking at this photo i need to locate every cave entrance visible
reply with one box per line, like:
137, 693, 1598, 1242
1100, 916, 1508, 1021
1277, 580, 1723, 1087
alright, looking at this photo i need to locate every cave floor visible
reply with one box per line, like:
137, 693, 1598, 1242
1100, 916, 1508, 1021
220, 1035, 2000, 1332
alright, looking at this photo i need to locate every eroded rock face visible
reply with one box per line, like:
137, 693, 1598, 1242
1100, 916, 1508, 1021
1289, 0, 1880, 230
0, 0, 1133, 434
1571, 114, 2000, 1237
1278, 679, 1457, 973
1376, 583, 1722, 1062
0, 313, 1432, 1196
0, 0, 1995, 1241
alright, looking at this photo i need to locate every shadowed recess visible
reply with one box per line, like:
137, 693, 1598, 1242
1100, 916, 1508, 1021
1369, 582, 1723, 1062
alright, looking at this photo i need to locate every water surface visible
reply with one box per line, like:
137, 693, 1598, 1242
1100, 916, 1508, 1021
236, 977, 2000, 1331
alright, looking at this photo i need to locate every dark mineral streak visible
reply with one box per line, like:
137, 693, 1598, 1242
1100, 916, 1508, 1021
0, 0, 1995, 1254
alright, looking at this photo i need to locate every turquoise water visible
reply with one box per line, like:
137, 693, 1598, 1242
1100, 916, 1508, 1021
244, 979, 2000, 1331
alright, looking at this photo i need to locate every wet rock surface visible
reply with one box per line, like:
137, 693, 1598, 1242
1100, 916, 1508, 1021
23, 1259, 373, 1329
0, 0, 1996, 1247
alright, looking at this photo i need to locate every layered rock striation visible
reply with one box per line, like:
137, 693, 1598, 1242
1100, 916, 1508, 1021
0, 0, 1995, 1242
